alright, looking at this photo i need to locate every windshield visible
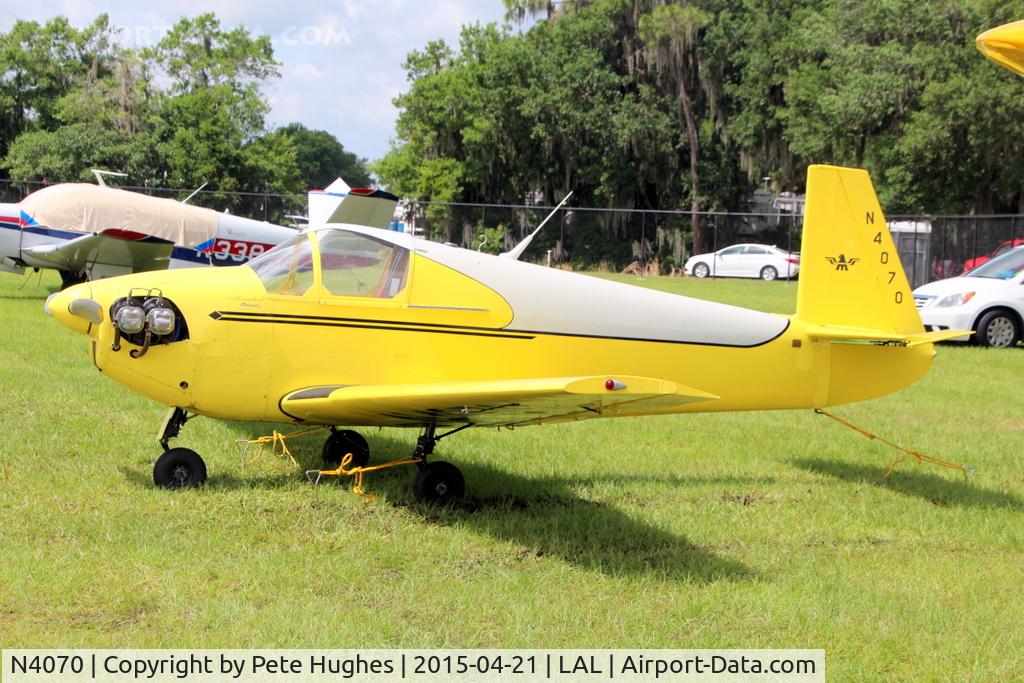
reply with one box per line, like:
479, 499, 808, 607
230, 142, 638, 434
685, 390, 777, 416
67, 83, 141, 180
966, 247, 1024, 280
245, 233, 315, 295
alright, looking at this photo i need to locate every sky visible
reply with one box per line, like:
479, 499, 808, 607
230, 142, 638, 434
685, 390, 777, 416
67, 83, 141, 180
0, 1, 512, 162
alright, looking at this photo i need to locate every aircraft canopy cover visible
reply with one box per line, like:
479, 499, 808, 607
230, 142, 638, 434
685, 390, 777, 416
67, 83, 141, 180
20, 183, 217, 248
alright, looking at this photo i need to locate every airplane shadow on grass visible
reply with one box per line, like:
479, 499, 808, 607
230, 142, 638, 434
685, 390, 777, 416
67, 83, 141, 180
120, 426, 754, 583
793, 457, 1024, 510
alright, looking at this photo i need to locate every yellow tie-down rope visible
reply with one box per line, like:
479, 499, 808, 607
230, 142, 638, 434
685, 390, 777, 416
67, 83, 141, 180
236, 426, 326, 468
307, 453, 421, 499
815, 409, 975, 479
239, 427, 420, 498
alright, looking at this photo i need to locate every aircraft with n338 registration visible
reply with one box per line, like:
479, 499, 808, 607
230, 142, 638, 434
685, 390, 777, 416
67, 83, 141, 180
44, 165, 967, 503
1, 174, 398, 287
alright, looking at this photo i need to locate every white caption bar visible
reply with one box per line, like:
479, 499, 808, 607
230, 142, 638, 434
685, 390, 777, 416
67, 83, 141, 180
2, 649, 824, 682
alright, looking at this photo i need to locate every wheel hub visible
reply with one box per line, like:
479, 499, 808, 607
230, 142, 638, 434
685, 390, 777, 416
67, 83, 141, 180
171, 464, 190, 485
988, 318, 1014, 347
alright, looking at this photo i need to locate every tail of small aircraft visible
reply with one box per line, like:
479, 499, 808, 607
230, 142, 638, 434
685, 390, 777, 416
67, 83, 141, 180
793, 165, 967, 407
795, 165, 932, 341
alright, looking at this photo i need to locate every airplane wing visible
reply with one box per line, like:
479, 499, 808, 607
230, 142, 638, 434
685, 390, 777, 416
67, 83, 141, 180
21, 229, 174, 276
280, 375, 718, 428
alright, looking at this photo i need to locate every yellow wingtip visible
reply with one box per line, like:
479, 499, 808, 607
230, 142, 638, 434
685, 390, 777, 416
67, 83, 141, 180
977, 20, 1024, 76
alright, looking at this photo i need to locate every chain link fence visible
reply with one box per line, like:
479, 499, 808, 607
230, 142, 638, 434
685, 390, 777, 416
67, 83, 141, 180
3, 179, 1020, 287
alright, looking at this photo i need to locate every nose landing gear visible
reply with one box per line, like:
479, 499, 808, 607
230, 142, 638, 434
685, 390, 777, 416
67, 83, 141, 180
153, 407, 207, 489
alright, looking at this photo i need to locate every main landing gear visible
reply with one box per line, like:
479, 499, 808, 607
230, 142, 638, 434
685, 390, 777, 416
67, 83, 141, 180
308, 423, 468, 504
152, 408, 467, 503
409, 424, 466, 504
322, 428, 370, 468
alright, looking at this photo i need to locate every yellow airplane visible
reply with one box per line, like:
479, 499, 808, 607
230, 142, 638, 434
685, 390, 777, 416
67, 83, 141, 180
44, 165, 963, 503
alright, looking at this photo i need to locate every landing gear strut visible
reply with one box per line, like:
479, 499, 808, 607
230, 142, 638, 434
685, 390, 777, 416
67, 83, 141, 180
410, 423, 468, 504
153, 407, 207, 489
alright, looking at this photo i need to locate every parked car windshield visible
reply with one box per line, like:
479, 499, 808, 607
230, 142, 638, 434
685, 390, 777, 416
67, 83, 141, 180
966, 247, 1024, 280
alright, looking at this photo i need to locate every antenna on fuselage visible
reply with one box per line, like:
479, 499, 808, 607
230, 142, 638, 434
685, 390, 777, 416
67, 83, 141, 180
500, 190, 573, 260
91, 169, 128, 187
181, 182, 209, 204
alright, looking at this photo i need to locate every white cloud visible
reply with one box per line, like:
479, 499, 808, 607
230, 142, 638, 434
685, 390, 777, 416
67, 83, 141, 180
289, 63, 323, 80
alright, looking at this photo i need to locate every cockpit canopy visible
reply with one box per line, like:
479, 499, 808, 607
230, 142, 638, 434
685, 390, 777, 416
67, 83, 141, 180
246, 229, 410, 298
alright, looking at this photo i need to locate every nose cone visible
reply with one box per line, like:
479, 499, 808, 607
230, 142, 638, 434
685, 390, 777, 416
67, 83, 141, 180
977, 21, 1024, 76
44, 283, 97, 335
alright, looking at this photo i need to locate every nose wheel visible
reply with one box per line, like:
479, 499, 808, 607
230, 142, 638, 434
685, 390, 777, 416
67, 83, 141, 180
153, 447, 207, 488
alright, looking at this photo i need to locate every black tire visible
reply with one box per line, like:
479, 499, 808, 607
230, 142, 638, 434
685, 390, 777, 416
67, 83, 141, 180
153, 448, 207, 489
974, 308, 1021, 348
412, 461, 465, 504
322, 429, 370, 468
760, 265, 778, 281
692, 262, 710, 278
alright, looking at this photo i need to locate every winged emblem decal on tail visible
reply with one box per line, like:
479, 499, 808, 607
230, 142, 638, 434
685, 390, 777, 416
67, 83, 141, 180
826, 254, 860, 271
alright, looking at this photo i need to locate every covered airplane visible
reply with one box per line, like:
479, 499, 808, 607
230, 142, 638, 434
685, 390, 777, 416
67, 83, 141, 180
1, 179, 398, 286
44, 165, 965, 503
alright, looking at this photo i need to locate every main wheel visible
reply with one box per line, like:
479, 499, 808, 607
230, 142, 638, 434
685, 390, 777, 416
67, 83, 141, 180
760, 265, 778, 281
974, 309, 1020, 348
153, 448, 207, 489
692, 262, 710, 278
323, 430, 370, 468
412, 461, 465, 504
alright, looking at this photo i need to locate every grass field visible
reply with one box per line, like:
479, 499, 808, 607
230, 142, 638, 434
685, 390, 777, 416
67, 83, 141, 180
1, 270, 1023, 680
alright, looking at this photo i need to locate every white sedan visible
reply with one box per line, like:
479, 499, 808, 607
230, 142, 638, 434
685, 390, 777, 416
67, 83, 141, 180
684, 244, 799, 281
913, 246, 1024, 348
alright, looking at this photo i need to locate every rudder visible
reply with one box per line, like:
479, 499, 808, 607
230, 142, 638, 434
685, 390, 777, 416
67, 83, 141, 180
795, 165, 922, 336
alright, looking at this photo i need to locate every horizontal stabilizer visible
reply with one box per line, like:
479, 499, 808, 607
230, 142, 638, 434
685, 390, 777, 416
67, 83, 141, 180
281, 374, 718, 427
308, 181, 400, 230
805, 324, 971, 347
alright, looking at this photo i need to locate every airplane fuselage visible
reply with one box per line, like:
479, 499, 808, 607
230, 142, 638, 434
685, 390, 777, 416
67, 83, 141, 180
49, 225, 935, 428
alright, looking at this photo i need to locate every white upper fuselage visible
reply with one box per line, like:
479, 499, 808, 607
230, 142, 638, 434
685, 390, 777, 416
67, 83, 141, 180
337, 223, 791, 348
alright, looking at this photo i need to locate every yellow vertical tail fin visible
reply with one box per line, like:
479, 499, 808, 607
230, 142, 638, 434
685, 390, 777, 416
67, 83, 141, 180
795, 165, 923, 336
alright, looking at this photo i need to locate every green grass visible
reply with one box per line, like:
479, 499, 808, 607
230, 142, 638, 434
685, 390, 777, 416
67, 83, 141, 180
2, 271, 1023, 680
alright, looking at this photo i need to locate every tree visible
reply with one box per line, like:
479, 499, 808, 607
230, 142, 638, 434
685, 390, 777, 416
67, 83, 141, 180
147, 13, 277, 94
2, 12, 303, 221
0, 15, 118, 163
278, 123, 371, 189
503, 0, 554, 24
638, 3, 712, 252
